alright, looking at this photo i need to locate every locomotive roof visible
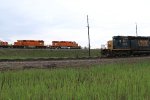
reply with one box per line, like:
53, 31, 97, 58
17, 40, 44, 42
113, 36, 150, 39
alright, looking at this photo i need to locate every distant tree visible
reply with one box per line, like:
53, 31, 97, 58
83, 46, 88, 49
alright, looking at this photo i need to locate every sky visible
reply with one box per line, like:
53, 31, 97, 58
0, 0, 150, 48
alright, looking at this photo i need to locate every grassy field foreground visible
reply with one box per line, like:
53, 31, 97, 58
0, 60, 150, 100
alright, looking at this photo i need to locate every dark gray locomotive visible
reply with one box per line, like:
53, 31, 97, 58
101, 36, 150, 57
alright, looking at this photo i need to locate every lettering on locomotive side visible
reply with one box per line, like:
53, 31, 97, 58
138, 40, 149, 47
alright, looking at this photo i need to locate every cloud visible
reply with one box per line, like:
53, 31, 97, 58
0, 0, 150, 48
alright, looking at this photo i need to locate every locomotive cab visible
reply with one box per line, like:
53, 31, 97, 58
107, 40, 113, 50
101, 36, 131, 57
113, 36, 130, 49
101, 40, 113, 57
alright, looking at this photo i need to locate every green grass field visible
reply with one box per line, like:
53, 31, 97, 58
0, 60, 149, 100
0, 49, 100, 59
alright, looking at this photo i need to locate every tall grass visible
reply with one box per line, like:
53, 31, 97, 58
0, 49, 100, 59
0, 60, 149, 99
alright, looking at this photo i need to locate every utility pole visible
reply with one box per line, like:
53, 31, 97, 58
136, 23, 138, 36
87, 15, 91, 57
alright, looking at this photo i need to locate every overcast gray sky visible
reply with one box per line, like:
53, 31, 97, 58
0, 0, 150, 48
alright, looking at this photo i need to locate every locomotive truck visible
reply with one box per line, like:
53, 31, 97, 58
101, 36, 150, 57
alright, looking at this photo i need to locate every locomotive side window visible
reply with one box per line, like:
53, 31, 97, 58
119, 40, 122, 43
117, 39, 122, 45
122, 38, 128, 46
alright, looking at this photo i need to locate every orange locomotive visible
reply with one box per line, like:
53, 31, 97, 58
13, 40, 46, 48
0, 40, 81, 49
0, 40, 9, 48
50, 41, 81, 49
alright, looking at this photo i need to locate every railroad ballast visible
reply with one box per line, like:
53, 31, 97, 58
101, 36, 150, 57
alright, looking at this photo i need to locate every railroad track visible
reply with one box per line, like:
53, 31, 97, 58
0, 54, 149, 62
0, 56, 150, 71
0, 56, 100, 62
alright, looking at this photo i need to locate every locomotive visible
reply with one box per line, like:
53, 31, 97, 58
101, 36, 150, 57
0, 40, 9, 48
13, 40, 46, 48
50, 41, 81, 49
0, 40, 81, 49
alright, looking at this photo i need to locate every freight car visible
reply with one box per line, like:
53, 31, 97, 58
101, 36, 150, 57
13, 40, 46, 48
50, 41, 81, 49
